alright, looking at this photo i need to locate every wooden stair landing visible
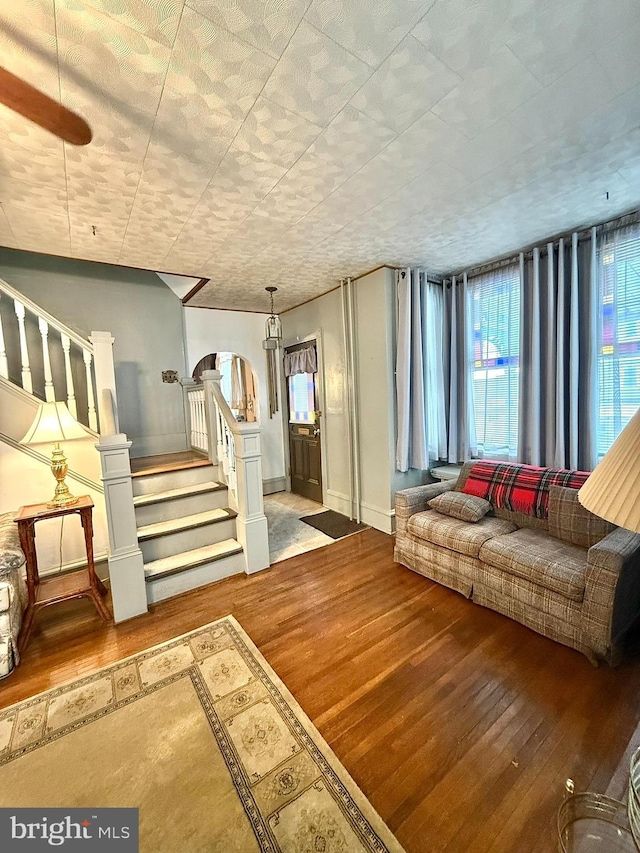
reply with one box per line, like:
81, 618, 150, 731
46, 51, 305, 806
131, 451, 211, 477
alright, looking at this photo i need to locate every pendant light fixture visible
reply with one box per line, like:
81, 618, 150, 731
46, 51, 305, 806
262, 286, 281, 417
263, 286, 282, 346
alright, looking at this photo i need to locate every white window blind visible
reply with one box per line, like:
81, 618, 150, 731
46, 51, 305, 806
288, 372, 315, 423
468, 264, 520, 460
597, 224, 640, 458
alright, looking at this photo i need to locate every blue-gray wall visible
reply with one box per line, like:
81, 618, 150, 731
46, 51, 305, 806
0, 248, 187, 457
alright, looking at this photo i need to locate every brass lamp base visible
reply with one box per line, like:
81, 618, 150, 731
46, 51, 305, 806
48, 442, 79, 508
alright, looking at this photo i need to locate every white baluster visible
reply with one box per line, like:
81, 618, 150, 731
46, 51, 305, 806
189, 391, 196, 447
200, 391, 207, 451
191, 392, 198, 448
38, 317, 55, 402
217, 404, 225, 470
0, 294, 7, 380
14, 300, 32, 393
60, 334, 77, 418
83, 349, 98, 431
196, 392, 203, 451
193, 391, 200, 449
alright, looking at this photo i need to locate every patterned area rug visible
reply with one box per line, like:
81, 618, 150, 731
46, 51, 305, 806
0, 616, 404, 853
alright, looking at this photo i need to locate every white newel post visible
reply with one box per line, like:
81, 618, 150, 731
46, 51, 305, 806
234, 421, 270, 574
96, 432, 148, 622
90, 331, 119, 433
92, 331, 146, 621
201, 369, 220, 464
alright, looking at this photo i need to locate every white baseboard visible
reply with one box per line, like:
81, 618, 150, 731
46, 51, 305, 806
359, 500, 395, 535
325, 488, 351, 517
325, 490, 395, 534
263, 477, 287, 495
39, 553, 110, 583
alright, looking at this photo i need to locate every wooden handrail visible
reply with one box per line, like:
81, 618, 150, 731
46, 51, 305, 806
0, 277, 93, 353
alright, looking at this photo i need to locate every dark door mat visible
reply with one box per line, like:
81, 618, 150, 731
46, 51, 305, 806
300, 510, 368, 540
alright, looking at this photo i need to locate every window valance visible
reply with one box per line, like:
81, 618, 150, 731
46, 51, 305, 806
284, 345, 317, 376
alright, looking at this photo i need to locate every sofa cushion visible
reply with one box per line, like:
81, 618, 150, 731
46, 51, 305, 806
428, 491, 492, 523
479, 528, 588, 602
462, 461, 590, 518
548, 486, 615, 549
408, 511, 517, 558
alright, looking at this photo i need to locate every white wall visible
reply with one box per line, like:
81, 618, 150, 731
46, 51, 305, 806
281, 267, 425, 533
0, 442, 108, 576
280, 288, 350, 506
0, 378, 108, 575
183, 307, 286, 489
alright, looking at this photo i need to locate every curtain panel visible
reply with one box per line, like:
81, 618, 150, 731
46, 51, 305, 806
283, 345, 317, 377
518, 229, 598, 470
395, 268, 447, 472
443, 274, 476, 463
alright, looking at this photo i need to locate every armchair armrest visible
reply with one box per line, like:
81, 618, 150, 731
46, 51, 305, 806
583, 527, 640, 653
395, 480, 456, 537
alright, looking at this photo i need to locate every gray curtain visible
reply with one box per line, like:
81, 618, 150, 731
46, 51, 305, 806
442, 274, 476, 463
395, 268, 447, 471
518, 228, 597, 470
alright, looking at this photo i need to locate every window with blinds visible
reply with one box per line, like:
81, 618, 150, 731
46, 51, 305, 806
597, 225, 640, 458
468, 264, 521, 460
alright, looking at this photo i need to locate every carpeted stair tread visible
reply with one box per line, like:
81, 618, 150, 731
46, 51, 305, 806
137, 508, 236, 540
133, 482, 226, 507
144, 539, 243, 580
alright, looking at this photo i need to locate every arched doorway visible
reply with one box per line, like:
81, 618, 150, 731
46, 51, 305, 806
192, 352, 257, 423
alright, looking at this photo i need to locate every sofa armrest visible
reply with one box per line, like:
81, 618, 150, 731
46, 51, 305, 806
0, 512, 25, 572
583, 528, 640, 650
395, 480, 456, 537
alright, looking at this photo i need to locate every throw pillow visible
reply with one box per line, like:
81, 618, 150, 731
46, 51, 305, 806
428, 491, 492, 523
548, 486, 616, 549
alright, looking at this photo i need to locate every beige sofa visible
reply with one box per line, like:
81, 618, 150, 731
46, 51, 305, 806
394, 462, 640, 664
0, 512, 27, 677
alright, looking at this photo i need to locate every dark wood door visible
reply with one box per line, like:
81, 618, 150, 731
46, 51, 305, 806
286, 351, 322, 503
289, 422, 322, 502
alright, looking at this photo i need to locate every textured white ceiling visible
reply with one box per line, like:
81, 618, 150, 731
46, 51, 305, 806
0, 0, 639, 312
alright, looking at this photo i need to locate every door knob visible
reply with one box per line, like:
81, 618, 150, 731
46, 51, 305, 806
313, 428, 320, 437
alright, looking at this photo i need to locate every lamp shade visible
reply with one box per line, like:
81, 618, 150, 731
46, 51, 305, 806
578, 406, 640, 532
20, 401, 91, 445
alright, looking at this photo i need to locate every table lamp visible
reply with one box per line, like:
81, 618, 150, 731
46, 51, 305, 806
578, 406, 640, 532
19, 401, 92, 508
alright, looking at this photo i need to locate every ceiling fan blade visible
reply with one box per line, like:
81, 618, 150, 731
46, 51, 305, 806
0, 67, 92, 146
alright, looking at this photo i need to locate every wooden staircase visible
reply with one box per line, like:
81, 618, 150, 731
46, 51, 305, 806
131, 451, 244, 604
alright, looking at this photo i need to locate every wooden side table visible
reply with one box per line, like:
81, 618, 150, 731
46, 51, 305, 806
14, 496, 111, 652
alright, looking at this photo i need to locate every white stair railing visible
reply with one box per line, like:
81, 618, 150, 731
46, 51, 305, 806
216, 401, 237, 497
0, 278, 98, 430
182, 369, 270, 574
188, 385, 208, 454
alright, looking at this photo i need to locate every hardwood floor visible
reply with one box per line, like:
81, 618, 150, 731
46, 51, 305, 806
2, 528, 640, 852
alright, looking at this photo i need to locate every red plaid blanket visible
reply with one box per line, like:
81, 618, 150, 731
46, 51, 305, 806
461, 461, 590, 519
